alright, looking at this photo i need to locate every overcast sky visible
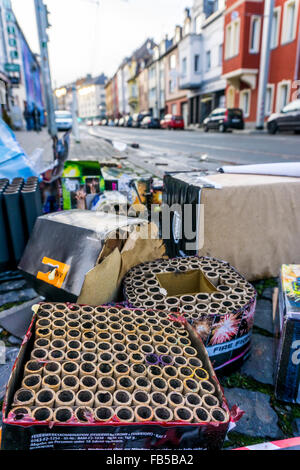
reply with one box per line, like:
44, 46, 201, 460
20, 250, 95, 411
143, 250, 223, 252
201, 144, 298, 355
11, 0, 193, 87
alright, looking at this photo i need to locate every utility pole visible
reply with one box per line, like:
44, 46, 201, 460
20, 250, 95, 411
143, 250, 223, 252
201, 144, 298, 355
255, 0, 274, 129
34, 0, 57, 137
72, 85, 80, 143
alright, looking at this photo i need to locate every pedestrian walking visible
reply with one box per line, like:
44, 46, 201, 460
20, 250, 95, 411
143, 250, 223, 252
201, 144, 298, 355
33, 104, 41, 132
23, 102, 32, 131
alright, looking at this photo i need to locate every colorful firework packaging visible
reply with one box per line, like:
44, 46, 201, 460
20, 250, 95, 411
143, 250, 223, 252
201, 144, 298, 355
123, 256, 257, 371
1, 303, 238, 450
275, 265, 300, 404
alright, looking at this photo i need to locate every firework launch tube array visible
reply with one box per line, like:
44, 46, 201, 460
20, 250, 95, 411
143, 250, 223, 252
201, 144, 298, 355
123, 257, 257, 354
124, 257, 256, 318
8, 303, 229, 425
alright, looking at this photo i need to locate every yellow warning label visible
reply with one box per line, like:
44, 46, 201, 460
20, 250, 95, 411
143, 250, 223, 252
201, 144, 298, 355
37, 257, 70, 289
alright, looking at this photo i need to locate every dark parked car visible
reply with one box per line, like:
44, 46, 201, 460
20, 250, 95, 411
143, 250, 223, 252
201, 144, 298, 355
125, 115, 133, 127
160, 114, 184, 130
267, 100, 300, 134
132, 113, 150, 128
203, 108, 244, 132
140, 116, 160, 129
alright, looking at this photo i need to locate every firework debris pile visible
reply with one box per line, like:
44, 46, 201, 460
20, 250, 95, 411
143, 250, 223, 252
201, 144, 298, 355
123, 257, 257, 370
7, 303, 229, 425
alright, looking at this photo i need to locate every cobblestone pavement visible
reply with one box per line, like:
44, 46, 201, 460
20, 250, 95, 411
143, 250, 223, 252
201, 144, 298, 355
223, 282, 300, 449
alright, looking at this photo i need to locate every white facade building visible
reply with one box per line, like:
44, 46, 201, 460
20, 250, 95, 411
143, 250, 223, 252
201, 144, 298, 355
147, 37, 172, 118
117, 60, 130, 116
77, 74, 107, 120
178, 0, 226, 125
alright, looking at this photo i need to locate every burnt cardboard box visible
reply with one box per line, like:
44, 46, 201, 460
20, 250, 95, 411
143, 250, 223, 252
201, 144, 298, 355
19, 210, 165, 305
163, 172, 300, 281
1, 307, 234, 450
274, 265, 300, 403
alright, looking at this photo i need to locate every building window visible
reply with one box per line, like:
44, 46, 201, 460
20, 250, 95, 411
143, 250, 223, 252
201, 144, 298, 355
194, 54, 200, 72
170, 54, 176, 69
10, 50, 18, 59
169, 79, 175, 93
206, 51, 211, 71
265, 85, 274, 115
249, 16, 261, 53
171, 104, 177, 115
276, 81, 291, 111
281, 0, 298, 44
240, 89, 251, 117
182, 57, 187, 76
225, 19, 240, 59
218, 45, 223, 65
8, 38, 16, 47
271, 8, 281, 48
7, 25, 15, 35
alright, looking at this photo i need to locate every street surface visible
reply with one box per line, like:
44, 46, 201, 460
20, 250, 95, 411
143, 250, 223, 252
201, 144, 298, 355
88, 126, 300, 177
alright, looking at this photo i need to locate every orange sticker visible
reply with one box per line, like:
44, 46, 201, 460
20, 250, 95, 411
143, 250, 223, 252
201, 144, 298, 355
37, 257, 70, 289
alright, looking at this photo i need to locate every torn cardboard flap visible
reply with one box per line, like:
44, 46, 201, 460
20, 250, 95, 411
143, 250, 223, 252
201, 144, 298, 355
78, 222, 166, 306
78, 247, 121, 306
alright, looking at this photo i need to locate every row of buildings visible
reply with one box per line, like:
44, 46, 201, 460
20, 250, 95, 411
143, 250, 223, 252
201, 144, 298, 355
54, 73, 107, 121
105, 0, 300, 127
0, 0, 44, 129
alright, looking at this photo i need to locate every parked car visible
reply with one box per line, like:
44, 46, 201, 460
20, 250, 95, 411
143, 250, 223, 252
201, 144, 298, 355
114, 118, 120, 127
108, 119, 115, 127
125, 115, 133, 127
140, 116, 160, 129
101, 119, 108, 126
86, 119, 93, 126
132, 113, 151, 128
160, 114, 185, 130
55, 110, 73, 131
203, 108, 244, 132
118, 117, 125, 127
267, 99, 300, 134
93, 119, 101, 126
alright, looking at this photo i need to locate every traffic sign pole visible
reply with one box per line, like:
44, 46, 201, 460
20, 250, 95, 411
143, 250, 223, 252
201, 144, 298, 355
34, 0, 57, 138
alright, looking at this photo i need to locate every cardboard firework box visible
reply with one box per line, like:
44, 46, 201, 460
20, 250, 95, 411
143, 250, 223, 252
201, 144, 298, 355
61, 161, 105, 210
1, 304, 240, 450
18, 210, 165, 305
274, 265, 300, 403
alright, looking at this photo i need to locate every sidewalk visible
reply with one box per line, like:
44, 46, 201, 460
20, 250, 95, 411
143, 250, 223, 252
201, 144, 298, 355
15, 127, 122, 168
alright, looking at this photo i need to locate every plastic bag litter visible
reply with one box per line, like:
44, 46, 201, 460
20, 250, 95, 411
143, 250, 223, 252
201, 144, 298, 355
0, 118, 39, 180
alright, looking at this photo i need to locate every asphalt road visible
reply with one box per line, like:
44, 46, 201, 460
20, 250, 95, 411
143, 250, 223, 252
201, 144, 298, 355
88, 125, 300, 177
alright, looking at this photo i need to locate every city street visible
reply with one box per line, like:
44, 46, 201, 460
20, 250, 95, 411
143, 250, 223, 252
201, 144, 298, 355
89, 126, 300, 176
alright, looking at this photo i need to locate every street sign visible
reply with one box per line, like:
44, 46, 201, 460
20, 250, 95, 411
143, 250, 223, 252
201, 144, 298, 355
4, 63, 20, 72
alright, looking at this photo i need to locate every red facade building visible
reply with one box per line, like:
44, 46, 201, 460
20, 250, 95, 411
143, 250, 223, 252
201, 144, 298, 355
223, 0, 300, 124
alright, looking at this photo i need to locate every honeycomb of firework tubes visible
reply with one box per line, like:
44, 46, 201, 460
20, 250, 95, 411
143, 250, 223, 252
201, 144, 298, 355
123, 256, 256, 321
9, 303, 229, 425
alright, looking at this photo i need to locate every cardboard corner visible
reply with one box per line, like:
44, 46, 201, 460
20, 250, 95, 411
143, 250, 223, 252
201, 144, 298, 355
78, 248, 122, 306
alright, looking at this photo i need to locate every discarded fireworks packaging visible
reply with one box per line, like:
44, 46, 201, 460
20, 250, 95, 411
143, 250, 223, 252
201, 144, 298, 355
61, 161, 105, 210
18, 210, 165, 304
163, 172, 300, 281
101, 166, 151, 205
274, 265, 300, 403
1, 304, 239, 450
